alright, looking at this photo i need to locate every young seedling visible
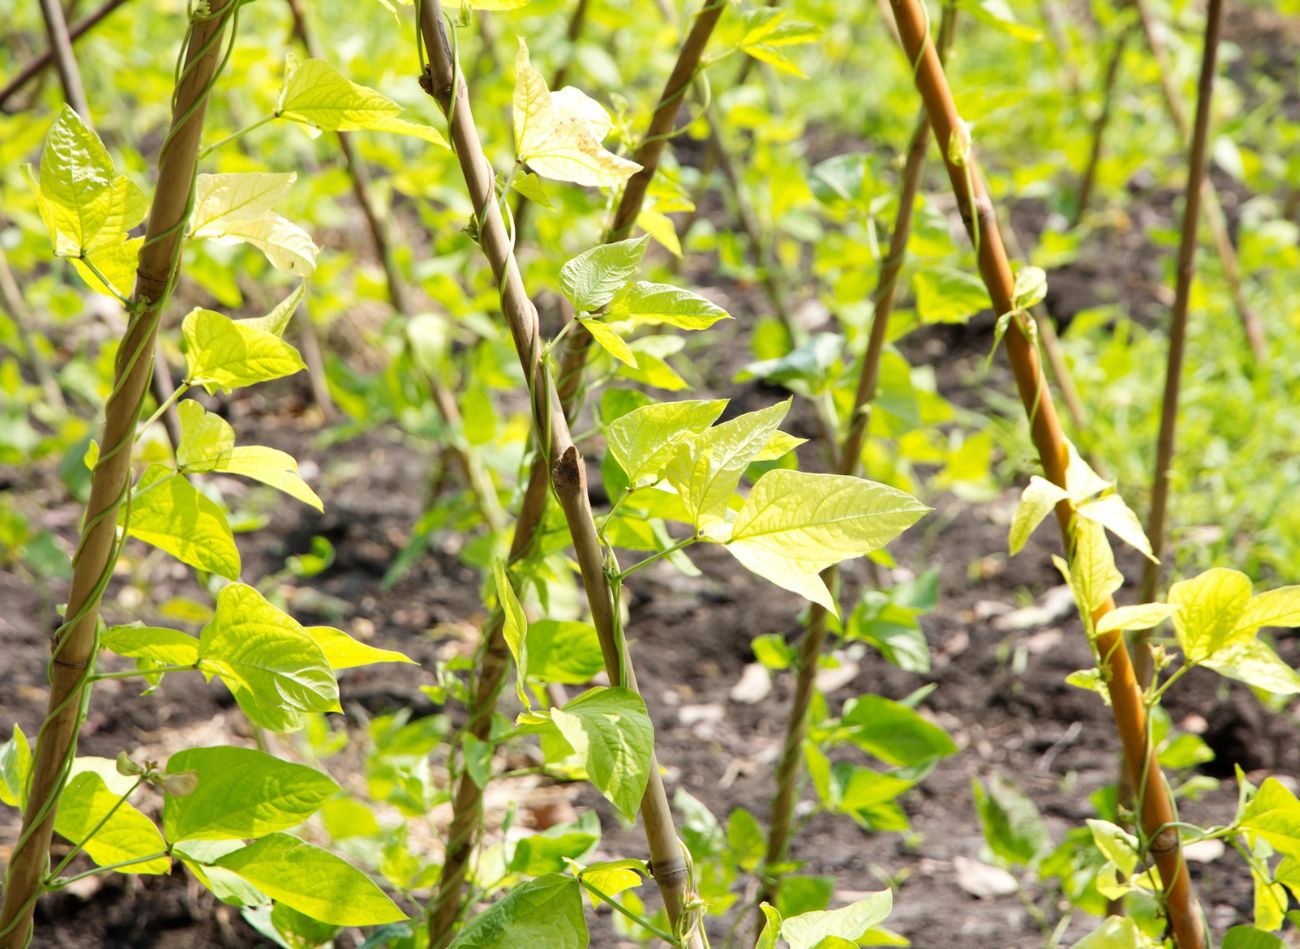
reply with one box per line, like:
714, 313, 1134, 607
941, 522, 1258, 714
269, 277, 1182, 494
882, 0, 1205, 943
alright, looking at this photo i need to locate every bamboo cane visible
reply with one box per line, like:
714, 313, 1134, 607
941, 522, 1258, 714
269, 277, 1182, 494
751, 10, 956, 936
1133, 0, 1266, 361
416, 7, 708, 946
0, 4, 240, 945
883, 0, 1205, 943
425, 3, 727, 941
1135, 0, 1226, 682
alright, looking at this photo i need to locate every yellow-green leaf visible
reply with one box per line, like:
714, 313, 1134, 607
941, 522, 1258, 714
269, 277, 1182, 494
1009, 475, 1067, 555
726, 470, 928, 614
27, 106, 114, 256
1169, 567, 1253, 663
190, 173, 318, 276
1237, 586, 1300, 636
128, 464, 240, 579
606, 399, 727, 486
239, 281, 305, 338
495, 562, 531, 710
278, 56, 447, 147
1202, 640, 1300, 695
1095, 603, 1178, 636
607, 282, 731, 330
304, 625, 415, 670
513, 39, 641, 187
1076, 494, 1155, 562
182, 308, 306, 394
55, 771, 170, 874
1068, 518, 1121, 616
577, 318, 637, 367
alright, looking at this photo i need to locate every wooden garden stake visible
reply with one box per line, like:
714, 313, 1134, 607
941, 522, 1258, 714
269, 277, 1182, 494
882, 0, 1205, 942
415, 7, 710, 946
1133, 0, 1266, 362
0, 3, 240, 944
1073, 29, 1128, 226
752, 8, 956, 932
1136, 0, 1226, 675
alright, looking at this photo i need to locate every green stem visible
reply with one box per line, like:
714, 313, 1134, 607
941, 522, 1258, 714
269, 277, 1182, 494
47, 851, 171, 889
140, 381, 189, 435
1146, 662, 1193, 708
578, 877, 682, 947
197, 113, 273, 159
616, 533, 699, 581
89, 663, 197, 682
77, 254, 132, 306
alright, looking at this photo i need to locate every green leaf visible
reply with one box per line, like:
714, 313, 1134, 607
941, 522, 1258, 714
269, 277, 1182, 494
304, 625, 415, 670
513, 39, 640, 187
101, 625, 200, 666
735, 334, 842, 386
738, 9, 820, 78
525, 620, 604, 685
198, 583, 338, 732
1223, 925, 1285, 949
190, 173, 318, 275
508, 823, 598, 875
55, 771, 170, 874
559, 236, 650, 311
1243, 778, 1300, 861
780, 891, 893, 949
182, 308, 307, 394
127, 464, 241, 579
1095, 603, 1178, 636
725, 470, 928, 614
1008, 475, 1067, 555
510, 170, 552, 209
495, 561, 531, 710
913, 267, 988, 325
448, 873, 587, 949
28, 106, 114, 257
551, 687, 653, 822
1203, 640, 1300, 694
211, 833, 405, 925
278, 56, 448, 146
756, 903, 783, 949
1238, 586, 1300, 635
177, 401, 321, 509
972, 772, 1050, 867
840, 695, 956, 766
1169, 567, 1253, 663
666, 399, 793, 528
1070, 916, 1145, 949
1068, 518, 1122, 616
577, 318, 637, 367
1076, 494, 1155, 562
0, 725, 32, 809
958, 0, 1042, 42
607, 281, 731, 330
1086, 819, 1139, 878
162, 746, 338, 842
1012, 264, 1048, 310
1064, 442, 1111, 503
605, 399, 727, 486
240, 282, 305, 337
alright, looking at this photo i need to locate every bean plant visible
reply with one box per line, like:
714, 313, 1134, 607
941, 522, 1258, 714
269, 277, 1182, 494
1, 0, 1299, 948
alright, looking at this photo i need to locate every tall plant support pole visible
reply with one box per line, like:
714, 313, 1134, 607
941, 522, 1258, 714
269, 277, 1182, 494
1135, 0, 1226, 682
510, 0, 590, 242
0, 4, 240, 945
0, 0, 132, 112
283, 0, 505, 529
34, 0, 183, 451
1073, 29, 1127, 226
1134, 0, 1265, 362
751, 10, 956, 933
416, 7, 711, 947
883, 0, 1205, 944
424, 8, 729, 936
